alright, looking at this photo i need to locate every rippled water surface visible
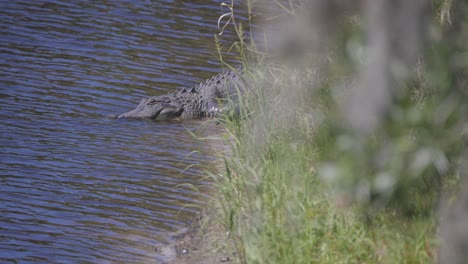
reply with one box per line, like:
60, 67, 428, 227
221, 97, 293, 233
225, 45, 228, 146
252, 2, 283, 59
0, 1, 245, 262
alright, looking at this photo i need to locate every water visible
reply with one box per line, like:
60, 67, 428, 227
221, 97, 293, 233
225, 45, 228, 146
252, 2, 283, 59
0, 1, 245, 262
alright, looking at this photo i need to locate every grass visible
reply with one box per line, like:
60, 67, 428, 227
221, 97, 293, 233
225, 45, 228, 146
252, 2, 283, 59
215, 89, 439, 263
205, 0, 466, 263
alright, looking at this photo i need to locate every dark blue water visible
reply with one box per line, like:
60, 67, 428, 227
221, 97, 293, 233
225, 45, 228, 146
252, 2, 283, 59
0, 1, 245, 262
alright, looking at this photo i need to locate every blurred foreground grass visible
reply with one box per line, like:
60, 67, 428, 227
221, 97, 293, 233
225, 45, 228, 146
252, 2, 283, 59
208, 0, 467, 263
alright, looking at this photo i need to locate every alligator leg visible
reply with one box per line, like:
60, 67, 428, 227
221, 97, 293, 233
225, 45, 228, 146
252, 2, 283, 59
154, 102, 183, 120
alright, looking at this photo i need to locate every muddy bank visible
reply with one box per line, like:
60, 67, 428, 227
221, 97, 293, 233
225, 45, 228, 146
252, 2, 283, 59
154, 122, 238, 263
158, 201, 237, 264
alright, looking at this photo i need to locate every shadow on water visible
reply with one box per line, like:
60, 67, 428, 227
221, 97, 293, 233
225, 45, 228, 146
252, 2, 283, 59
0, 0, 246, 262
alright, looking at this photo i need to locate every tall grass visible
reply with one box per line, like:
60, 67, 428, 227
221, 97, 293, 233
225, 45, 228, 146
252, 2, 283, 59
216, 69, 439, 263
211, 0, 467, 263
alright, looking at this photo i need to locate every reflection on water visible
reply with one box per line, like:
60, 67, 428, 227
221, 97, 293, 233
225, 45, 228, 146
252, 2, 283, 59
0, 0, 245, 262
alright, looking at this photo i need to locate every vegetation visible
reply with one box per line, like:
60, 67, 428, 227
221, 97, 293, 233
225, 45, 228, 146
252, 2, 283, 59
208, 0, 467, 263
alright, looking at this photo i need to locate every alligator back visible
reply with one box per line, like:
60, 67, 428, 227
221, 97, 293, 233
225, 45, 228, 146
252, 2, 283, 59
176, 66, 245, 119
194, 66, 244, 96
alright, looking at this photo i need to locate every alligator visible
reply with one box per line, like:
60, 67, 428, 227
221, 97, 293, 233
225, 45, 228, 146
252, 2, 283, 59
116, 67, 246, 120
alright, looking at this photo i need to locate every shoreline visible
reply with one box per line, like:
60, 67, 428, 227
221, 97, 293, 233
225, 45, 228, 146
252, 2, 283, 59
159, 199, 237, 264
158, 122, 238, 264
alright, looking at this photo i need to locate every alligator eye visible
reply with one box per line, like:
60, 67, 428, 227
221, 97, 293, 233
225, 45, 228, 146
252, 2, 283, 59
148, 99, 158, 105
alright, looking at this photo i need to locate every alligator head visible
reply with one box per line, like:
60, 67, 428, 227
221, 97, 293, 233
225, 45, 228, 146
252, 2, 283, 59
117, 96, 183, 120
